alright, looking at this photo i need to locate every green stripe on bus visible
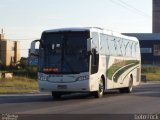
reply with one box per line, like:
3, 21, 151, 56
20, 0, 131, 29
107, 60, 139, 82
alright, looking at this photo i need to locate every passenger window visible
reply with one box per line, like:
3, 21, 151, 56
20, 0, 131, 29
108, 36, 117, 56
91, 32, 99, 53
100, 34, 109, 55
126, 41, 131, 57
115, 38, 122, 56
91, 49, 99, 74
91, 32, 99, 74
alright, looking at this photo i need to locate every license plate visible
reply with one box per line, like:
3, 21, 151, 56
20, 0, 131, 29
57, 85, 67, 89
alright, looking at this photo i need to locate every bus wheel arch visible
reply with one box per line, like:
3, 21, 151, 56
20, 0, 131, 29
119, 74, 133, 93
128, 74, 133, 92
93, 75, 105, 98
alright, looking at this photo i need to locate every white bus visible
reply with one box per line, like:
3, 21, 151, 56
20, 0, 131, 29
30, 27, 141, 99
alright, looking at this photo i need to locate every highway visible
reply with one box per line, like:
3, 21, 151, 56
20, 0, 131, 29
0, 81, 160, 115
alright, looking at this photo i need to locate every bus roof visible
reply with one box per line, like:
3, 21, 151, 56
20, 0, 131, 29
43, 27, 139, 42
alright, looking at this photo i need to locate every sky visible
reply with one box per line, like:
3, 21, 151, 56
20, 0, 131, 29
0, 0, 152, 57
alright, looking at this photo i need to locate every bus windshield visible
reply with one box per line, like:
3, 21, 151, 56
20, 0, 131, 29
39, 31, 90, 74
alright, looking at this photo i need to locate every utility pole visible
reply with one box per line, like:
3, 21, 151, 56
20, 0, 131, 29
153, 0, 160, 33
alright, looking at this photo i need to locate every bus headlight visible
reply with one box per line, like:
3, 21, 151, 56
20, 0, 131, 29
77, 75, 89, 81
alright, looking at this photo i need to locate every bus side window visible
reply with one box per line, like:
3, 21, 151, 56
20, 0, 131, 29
91, 32, 99, 74
108, 36, 117, 56
136, 42, 140, 58
91, 48, 99, 74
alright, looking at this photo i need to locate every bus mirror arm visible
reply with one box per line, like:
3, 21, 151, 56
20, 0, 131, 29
88, 51, 93, 56
88, 48, 97, 56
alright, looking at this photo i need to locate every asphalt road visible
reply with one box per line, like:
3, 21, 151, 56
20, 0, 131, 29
0, 81, 160, 114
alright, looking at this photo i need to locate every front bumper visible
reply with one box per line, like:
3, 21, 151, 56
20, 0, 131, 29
38, 80, 90, 92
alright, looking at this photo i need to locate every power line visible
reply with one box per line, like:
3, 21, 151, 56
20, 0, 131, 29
110, 0, 151, 18
110, 0, 139, 16
118, 0, 151, 18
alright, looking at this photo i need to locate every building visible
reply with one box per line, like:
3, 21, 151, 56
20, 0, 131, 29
0, 30, 20, 66
123, 0, 160, 65
124, 33, 160, 65
153, 0, 160, 33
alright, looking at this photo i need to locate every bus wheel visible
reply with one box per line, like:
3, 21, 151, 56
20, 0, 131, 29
119, 77, 133, 93
52, 92, 61, 99
128, 77, 133, 93
94, 78, 104, 98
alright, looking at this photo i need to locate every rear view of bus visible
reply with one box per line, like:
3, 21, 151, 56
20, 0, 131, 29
30, 27, 141, 99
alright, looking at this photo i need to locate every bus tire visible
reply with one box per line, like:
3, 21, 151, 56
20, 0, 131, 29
127, 76, 133, 93
119, 76, 133, 93
52, 92, 61, 99
93, 78, 104, 98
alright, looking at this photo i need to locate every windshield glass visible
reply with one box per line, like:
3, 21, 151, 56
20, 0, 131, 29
39, 31, 90, 74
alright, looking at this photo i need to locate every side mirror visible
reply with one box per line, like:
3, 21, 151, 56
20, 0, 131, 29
29, 40, 40, 65
30, 39, 40, 57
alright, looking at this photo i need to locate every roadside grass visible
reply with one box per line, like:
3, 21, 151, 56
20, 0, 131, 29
0, 88, 38, 94
0, 77, 38, 94
143, 73, 160, 81
141, 66, 160, 81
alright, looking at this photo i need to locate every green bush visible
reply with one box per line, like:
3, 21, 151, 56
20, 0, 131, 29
0, 64, 38, 79
13, 66, 38, 79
